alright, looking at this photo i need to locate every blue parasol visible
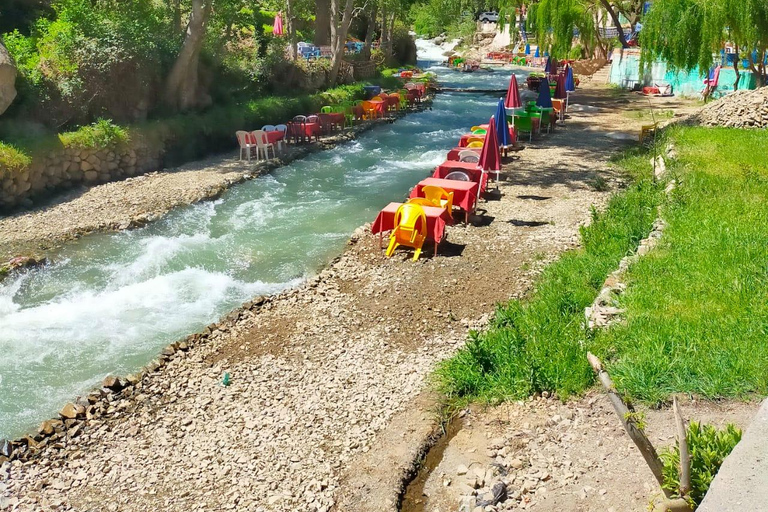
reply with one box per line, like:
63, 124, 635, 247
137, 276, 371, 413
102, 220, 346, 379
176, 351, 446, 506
495, 98, 511, 147
536, 77, 553, 108
534, 46, 540, 58
525, 43, 530, 55
565, 65, 575, 91
544, 56, 552, 73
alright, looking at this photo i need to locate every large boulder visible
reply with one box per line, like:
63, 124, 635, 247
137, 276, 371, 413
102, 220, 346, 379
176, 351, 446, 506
0, 39, 17, 115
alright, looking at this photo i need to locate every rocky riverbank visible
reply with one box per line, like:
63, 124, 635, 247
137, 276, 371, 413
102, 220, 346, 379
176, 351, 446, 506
0, 112, 416, 265
1, 82, 703, 512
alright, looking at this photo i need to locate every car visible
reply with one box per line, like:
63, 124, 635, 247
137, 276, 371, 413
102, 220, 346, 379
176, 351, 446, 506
478, 11, 499, 23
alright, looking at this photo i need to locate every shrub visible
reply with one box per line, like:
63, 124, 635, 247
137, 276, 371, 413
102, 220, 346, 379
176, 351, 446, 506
58, 119, 130, 149
0, 142, 32, 177
660, 422, 742, 506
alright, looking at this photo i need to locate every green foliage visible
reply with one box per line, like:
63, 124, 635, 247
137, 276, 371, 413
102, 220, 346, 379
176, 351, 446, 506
640, 0, 768, 84
58, 119, 129, 149
660, 421, 742, 505
594, 127, 768, 403
527, 0, 597, 61
437, 173, 661, 402
0, 142, 32, 177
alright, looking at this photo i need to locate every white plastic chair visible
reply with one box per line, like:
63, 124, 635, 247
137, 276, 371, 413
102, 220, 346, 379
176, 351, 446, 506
261, 125, 283, 151
458, 150, 480, 163
250, 130, 276, 160
261, 124, 276, 131
236, 130, 255, 161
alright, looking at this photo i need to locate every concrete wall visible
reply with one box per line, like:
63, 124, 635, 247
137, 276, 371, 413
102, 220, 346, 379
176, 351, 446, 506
609, 48, 757, 98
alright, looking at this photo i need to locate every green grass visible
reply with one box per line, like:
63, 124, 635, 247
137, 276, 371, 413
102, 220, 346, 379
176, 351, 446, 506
0, 142, 32, 177
437, 168, 662, 403
439, 126, 768, 407
593, 127, 768, 404
58, 118, 130, 148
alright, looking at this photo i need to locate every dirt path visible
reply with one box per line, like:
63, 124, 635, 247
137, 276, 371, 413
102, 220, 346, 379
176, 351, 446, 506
2, 82, 700, 512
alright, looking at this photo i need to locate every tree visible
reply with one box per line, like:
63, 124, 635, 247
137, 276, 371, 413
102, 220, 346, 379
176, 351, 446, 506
640, 0, 768, 90
328, 0, 357, 85
162, 0, 212, 110
315, 0, 331, 46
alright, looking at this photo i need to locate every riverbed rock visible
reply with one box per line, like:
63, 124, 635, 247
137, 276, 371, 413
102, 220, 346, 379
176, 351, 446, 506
0, 40, 17, 115
59, 403, 85, 419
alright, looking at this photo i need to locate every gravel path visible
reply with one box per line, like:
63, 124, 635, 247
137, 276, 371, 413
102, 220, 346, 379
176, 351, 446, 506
1, 82, 699, 512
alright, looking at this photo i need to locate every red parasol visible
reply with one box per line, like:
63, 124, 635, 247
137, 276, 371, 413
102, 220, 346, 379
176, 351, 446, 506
479, 116, 501, 172
273, 12, 284, 36
505, 74, 521, 108
555, 73, 567, 99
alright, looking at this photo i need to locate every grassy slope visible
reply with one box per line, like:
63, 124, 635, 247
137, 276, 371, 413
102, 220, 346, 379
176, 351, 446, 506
595, 127, 768, 403
439, 125, 768, 406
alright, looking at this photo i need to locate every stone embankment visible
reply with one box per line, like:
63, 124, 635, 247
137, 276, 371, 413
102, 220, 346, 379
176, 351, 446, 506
692, 85, 768, 128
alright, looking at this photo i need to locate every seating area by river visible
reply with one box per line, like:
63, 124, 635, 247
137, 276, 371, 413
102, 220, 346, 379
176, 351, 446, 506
372, 59, 577, 261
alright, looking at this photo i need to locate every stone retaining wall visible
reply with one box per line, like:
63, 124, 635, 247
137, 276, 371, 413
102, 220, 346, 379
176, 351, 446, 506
1, 140, 162, 210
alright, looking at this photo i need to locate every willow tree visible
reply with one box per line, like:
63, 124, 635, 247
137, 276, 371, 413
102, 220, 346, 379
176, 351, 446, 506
526, 0, 599, 60
640, 0, 768, 90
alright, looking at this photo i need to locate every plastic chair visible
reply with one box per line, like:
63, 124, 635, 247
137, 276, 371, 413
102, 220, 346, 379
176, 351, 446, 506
467, 141, 484, 148
261, 124, 276, 132
361, 100, 378, 120
386, 203, 428, 261
514, 115, 535, 142
422, 185, 454, 213
250, 130, 276, 160
445, 171, 471, 181
407, 197, 435, 207
470, 125, 483, 132
460, 153, 480, 163
320, 106, 333, 114
551, 99, 565, 123
235, 131, 255, 161
466, 136, 484, 145
458, 150, 479, 160
472, 129, 487, 135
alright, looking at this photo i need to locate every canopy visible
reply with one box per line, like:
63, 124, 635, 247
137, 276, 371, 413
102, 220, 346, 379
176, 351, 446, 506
505, 74, 521, 108
479, 116, 501, 172
536, 77, 553, 108
495, 98, 512, 147
565, 65, 575, 92
554, 73, 567, 99
273, 12, 284, 36
544, 56, 552, 73
525, 44, 531, 55
534, 46, 540, 58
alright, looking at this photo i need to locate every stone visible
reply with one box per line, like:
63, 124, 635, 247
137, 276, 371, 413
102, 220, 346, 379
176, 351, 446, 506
84, 170, 98, 181
103, 375, 125, 391
60, 402, 85, 419
39, 419, 63, 436
0, 439, 11, 457
0, 40, 17, 115
457, 464, 469, 475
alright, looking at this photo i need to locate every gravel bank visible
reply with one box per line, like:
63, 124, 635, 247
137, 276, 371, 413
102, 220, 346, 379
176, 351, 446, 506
2, 82, 699, 512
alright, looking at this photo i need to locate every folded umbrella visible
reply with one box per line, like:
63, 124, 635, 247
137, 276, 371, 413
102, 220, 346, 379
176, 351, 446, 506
273, 12, 284, 36
534, 46, 540, 58
505, 74, 521, 108
536, 77, 553, 108
544, 56, 551, 73
495, 98, 512, 147
565, 65, 575, 92
555, 73, 566, 99
525, 43, 531, 55
479, 116, 501, 172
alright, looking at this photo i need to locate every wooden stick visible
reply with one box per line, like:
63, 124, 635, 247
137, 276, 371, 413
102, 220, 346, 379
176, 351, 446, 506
673, 397, 691, 497
587, 352, 673, 498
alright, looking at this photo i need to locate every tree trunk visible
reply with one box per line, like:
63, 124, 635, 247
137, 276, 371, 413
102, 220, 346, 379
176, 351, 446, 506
380, 5, 389, 55
0, 38, 18, 116
733, 45, 740, 91
314, 0, 331, 46
599, 0, 629, 48
162, 0, 211, 111
363, 4, 378, 61
386, 13, 396, 59
328, 0, 355, 86
286, 0, 298, 60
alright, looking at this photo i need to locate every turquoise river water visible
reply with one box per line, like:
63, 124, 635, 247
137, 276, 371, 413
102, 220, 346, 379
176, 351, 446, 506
0, 42, 528, 440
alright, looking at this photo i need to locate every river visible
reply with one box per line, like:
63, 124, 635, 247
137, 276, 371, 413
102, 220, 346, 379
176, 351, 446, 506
0, 41, 526, 440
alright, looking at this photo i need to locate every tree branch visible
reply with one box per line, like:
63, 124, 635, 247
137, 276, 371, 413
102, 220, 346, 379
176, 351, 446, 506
587, 353, 672, 498
673, 397, 691, 497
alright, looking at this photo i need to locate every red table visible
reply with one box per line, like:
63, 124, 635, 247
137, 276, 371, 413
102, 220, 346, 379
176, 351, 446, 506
288, 122, 321, 142
447, 146, 481, 161
459, 133, 485, 147
370, 202, 452, 256
318, 112, 345, 132
265, 131, 285, 144
410, 177, 479, 223
433, 160, 488, 195
385, 95, 400, 110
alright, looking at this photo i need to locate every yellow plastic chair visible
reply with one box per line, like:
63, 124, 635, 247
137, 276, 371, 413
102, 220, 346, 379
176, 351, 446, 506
386, 203, 428, 261
466, 136, 484, 145
470, 125, 483, 132
422, 185, 454, 213
407, 197, 435, 207
467, 141, 484, 148
361, 100, 377, 120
